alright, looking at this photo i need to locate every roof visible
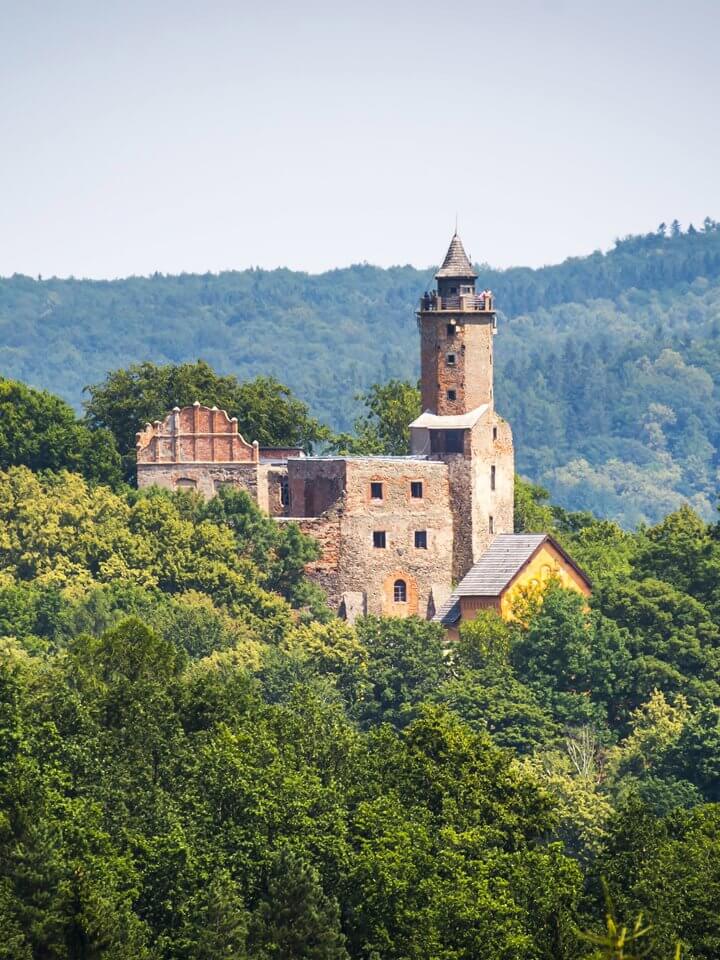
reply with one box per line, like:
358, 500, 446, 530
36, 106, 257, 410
454, 535, 547, 597
409, 404, 489, 431
435, 233, 478, 279
433, 533, 592, 625
434, 596, 461, 626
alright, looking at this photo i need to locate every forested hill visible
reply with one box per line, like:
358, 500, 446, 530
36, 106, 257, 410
1, 220, 719, 525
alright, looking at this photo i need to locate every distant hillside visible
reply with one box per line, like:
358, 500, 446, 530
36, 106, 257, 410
1, 220, 719, 525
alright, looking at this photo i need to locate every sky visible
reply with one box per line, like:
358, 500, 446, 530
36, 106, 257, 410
0, 0, 718, 278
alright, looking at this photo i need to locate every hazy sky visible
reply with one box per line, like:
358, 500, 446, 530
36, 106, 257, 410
1, 0, 718, 278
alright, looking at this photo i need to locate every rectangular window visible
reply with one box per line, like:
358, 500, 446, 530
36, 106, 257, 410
410, 481, 423, 499
491, 465, 496, 491
446, 323, 455, 337
493, 426, 498, 441
489, 515, 494, 534
431, 429, 465, 454
280, 477, 289, 507
370, 481, 383, 500
373, 530, 386, 549
414, 530, 427, 549
446, 353, 456, 366
447, 389, 457, 401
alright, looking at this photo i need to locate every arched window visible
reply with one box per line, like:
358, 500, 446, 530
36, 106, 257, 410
393, 579, 407, 603
176, 477, 197, 490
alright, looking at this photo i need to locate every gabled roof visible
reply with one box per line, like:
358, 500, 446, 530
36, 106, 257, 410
409, 404, 489, 431
433, 533, 592, 625
435, 233, 478, 279
454, 534, 548, 597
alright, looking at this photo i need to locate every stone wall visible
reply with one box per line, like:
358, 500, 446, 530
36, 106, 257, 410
469, 411, 514, 563
287, 458, 347, 518
337, 458, 453, 619
419, 312, 494, 416
286, 510, 343, 609
136, 462, 259, 500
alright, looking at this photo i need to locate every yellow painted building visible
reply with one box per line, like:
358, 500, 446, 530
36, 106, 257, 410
434, 534, 591, 637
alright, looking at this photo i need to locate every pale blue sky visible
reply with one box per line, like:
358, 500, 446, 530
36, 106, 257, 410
0, 0, 718, 278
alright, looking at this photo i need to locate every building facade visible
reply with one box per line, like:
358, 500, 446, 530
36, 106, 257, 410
138, 233, 579, 622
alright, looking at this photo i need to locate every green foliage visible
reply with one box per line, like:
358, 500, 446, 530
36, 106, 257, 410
597, 804, 720, 959
0, 376, 121, 486
351, 616, 448, 729
0, 414, 720, 954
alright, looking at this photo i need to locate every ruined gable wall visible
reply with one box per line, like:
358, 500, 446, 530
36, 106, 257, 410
136, 403, 261, 499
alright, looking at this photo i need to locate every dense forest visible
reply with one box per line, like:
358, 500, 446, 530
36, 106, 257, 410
1, 220, 719, 524
0, 372, 719, 957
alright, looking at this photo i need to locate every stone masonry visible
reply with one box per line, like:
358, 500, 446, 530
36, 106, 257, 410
135, 231, 516, 621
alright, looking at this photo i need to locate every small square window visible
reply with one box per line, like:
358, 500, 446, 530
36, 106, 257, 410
410, 481, 423, 499
370, 481, 383, 500
414, 530, 427, 549
373, 530, 386, 549
447, 389, 457, 402
446, 353, 456, 366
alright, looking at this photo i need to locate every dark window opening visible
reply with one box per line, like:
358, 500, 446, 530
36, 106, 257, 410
446, 323, 456, 336
493, 426, 498, 441
370, 481, 383, 500
280, 477, 289, 507
430, 429, 465, 455
411, 481, 423, 499
414, 530, 427, 549
489, 515, 494, 534
447, 389, 457, 401
450, 286, 457, 294
373, 530, 386, 549
491, 465, 496, 491
393, 579, 407, 602
446, 353, 456, 366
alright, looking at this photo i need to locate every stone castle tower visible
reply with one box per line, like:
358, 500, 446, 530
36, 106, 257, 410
410, 233, 514, 580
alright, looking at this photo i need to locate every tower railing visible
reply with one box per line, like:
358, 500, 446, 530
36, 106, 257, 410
419, 292, 494, 312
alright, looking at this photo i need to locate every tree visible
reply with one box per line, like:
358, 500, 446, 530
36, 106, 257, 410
598, 803, 720, 960
84, 361, 330, 480
512, 586, 633, 732
329, 380, 420, 456
0, 377, 121, 486
351, 617, 449, 729
249, 847, 349, 960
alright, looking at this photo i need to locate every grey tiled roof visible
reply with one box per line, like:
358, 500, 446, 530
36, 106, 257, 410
435, 233, 478, 278
434, 596, 461, 626
455, 535, 547, 596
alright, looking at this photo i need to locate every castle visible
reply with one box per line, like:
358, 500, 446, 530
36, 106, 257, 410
137, 233, 590, 625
